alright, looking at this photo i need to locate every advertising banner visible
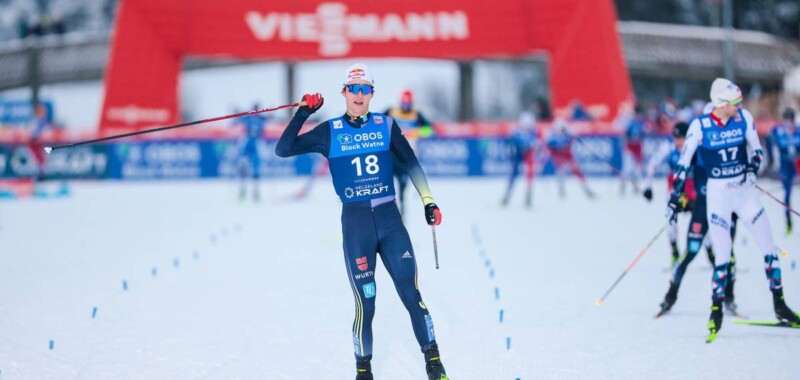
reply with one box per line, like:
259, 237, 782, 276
0, 100, 53, 126
1, 135, 671, 180
0, 143, 108, 179
416, 135, 670, 177
104, 140, 318, 180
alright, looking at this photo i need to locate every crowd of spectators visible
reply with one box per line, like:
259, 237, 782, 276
0, 0, 117, 42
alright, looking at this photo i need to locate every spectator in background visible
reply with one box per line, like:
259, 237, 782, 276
28, 104, 50, 177
19, 13, 67, 39
16, 13, 30, 39
232, 103, 267, 202
501, 103, 539, 208
655, 98, 678, 134
28, 103, 69, 197
384, 90, 433, 215
765, 108, 800, 234
569, 100, 593, 121
545, 118, 595, 199
620, 105, 647, 195
536, 97, 552, 121
691, 99, 708, 118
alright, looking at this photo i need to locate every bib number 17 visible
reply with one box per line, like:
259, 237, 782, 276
351, 155, 380, 176
717, 146, 738, 162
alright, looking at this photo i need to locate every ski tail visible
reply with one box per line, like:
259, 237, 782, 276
733, 320, 799, 328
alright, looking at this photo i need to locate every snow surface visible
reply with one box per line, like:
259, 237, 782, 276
1, 178, 799, 379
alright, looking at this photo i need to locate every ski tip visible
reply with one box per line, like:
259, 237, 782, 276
705, 332, 717, 344
780, 249, 789, 257
595, 298, 603, 306
44, 146, 53, 154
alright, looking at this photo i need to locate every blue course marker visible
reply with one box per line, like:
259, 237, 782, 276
151, 267, 157, 277
489, 269, 495, 278
484, 259, 491, 268
499, 309, 504, 323
122, 280, 128, 291
193, 251, 200, 260
494, 287, 500, 300
49, 340, 54, 350
173, 258, 180, 268
210, 234, 217, 244
506, 337, 511, 350
91, 307, 98, 319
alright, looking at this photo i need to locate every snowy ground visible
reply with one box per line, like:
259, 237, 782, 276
1, 177, 799, 379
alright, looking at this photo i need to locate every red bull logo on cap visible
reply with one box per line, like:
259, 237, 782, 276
348, 68, 365, 80
345, 63, 373, 84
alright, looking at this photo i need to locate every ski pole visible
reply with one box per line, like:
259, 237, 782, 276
596, 222, 669, 305
755, 184, 800, 218
44, 101, 306, 153
432, 226, 440, 269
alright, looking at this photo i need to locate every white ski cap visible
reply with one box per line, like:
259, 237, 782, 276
344, 63, 374, 86
710, 78, 743, 107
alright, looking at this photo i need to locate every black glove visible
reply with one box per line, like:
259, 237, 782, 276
300, 93, 324, 114
741, 165, 757, 187
643, 188, 653, 202
740, 149, 762, 187
665, 191, 685, 225
424, 203, 442, 226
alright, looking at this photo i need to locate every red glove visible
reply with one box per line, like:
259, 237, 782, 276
301, 93, 324, 113
425, 203, 442, 226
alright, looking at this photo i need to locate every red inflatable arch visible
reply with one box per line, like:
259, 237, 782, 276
101, 0, 631, 130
